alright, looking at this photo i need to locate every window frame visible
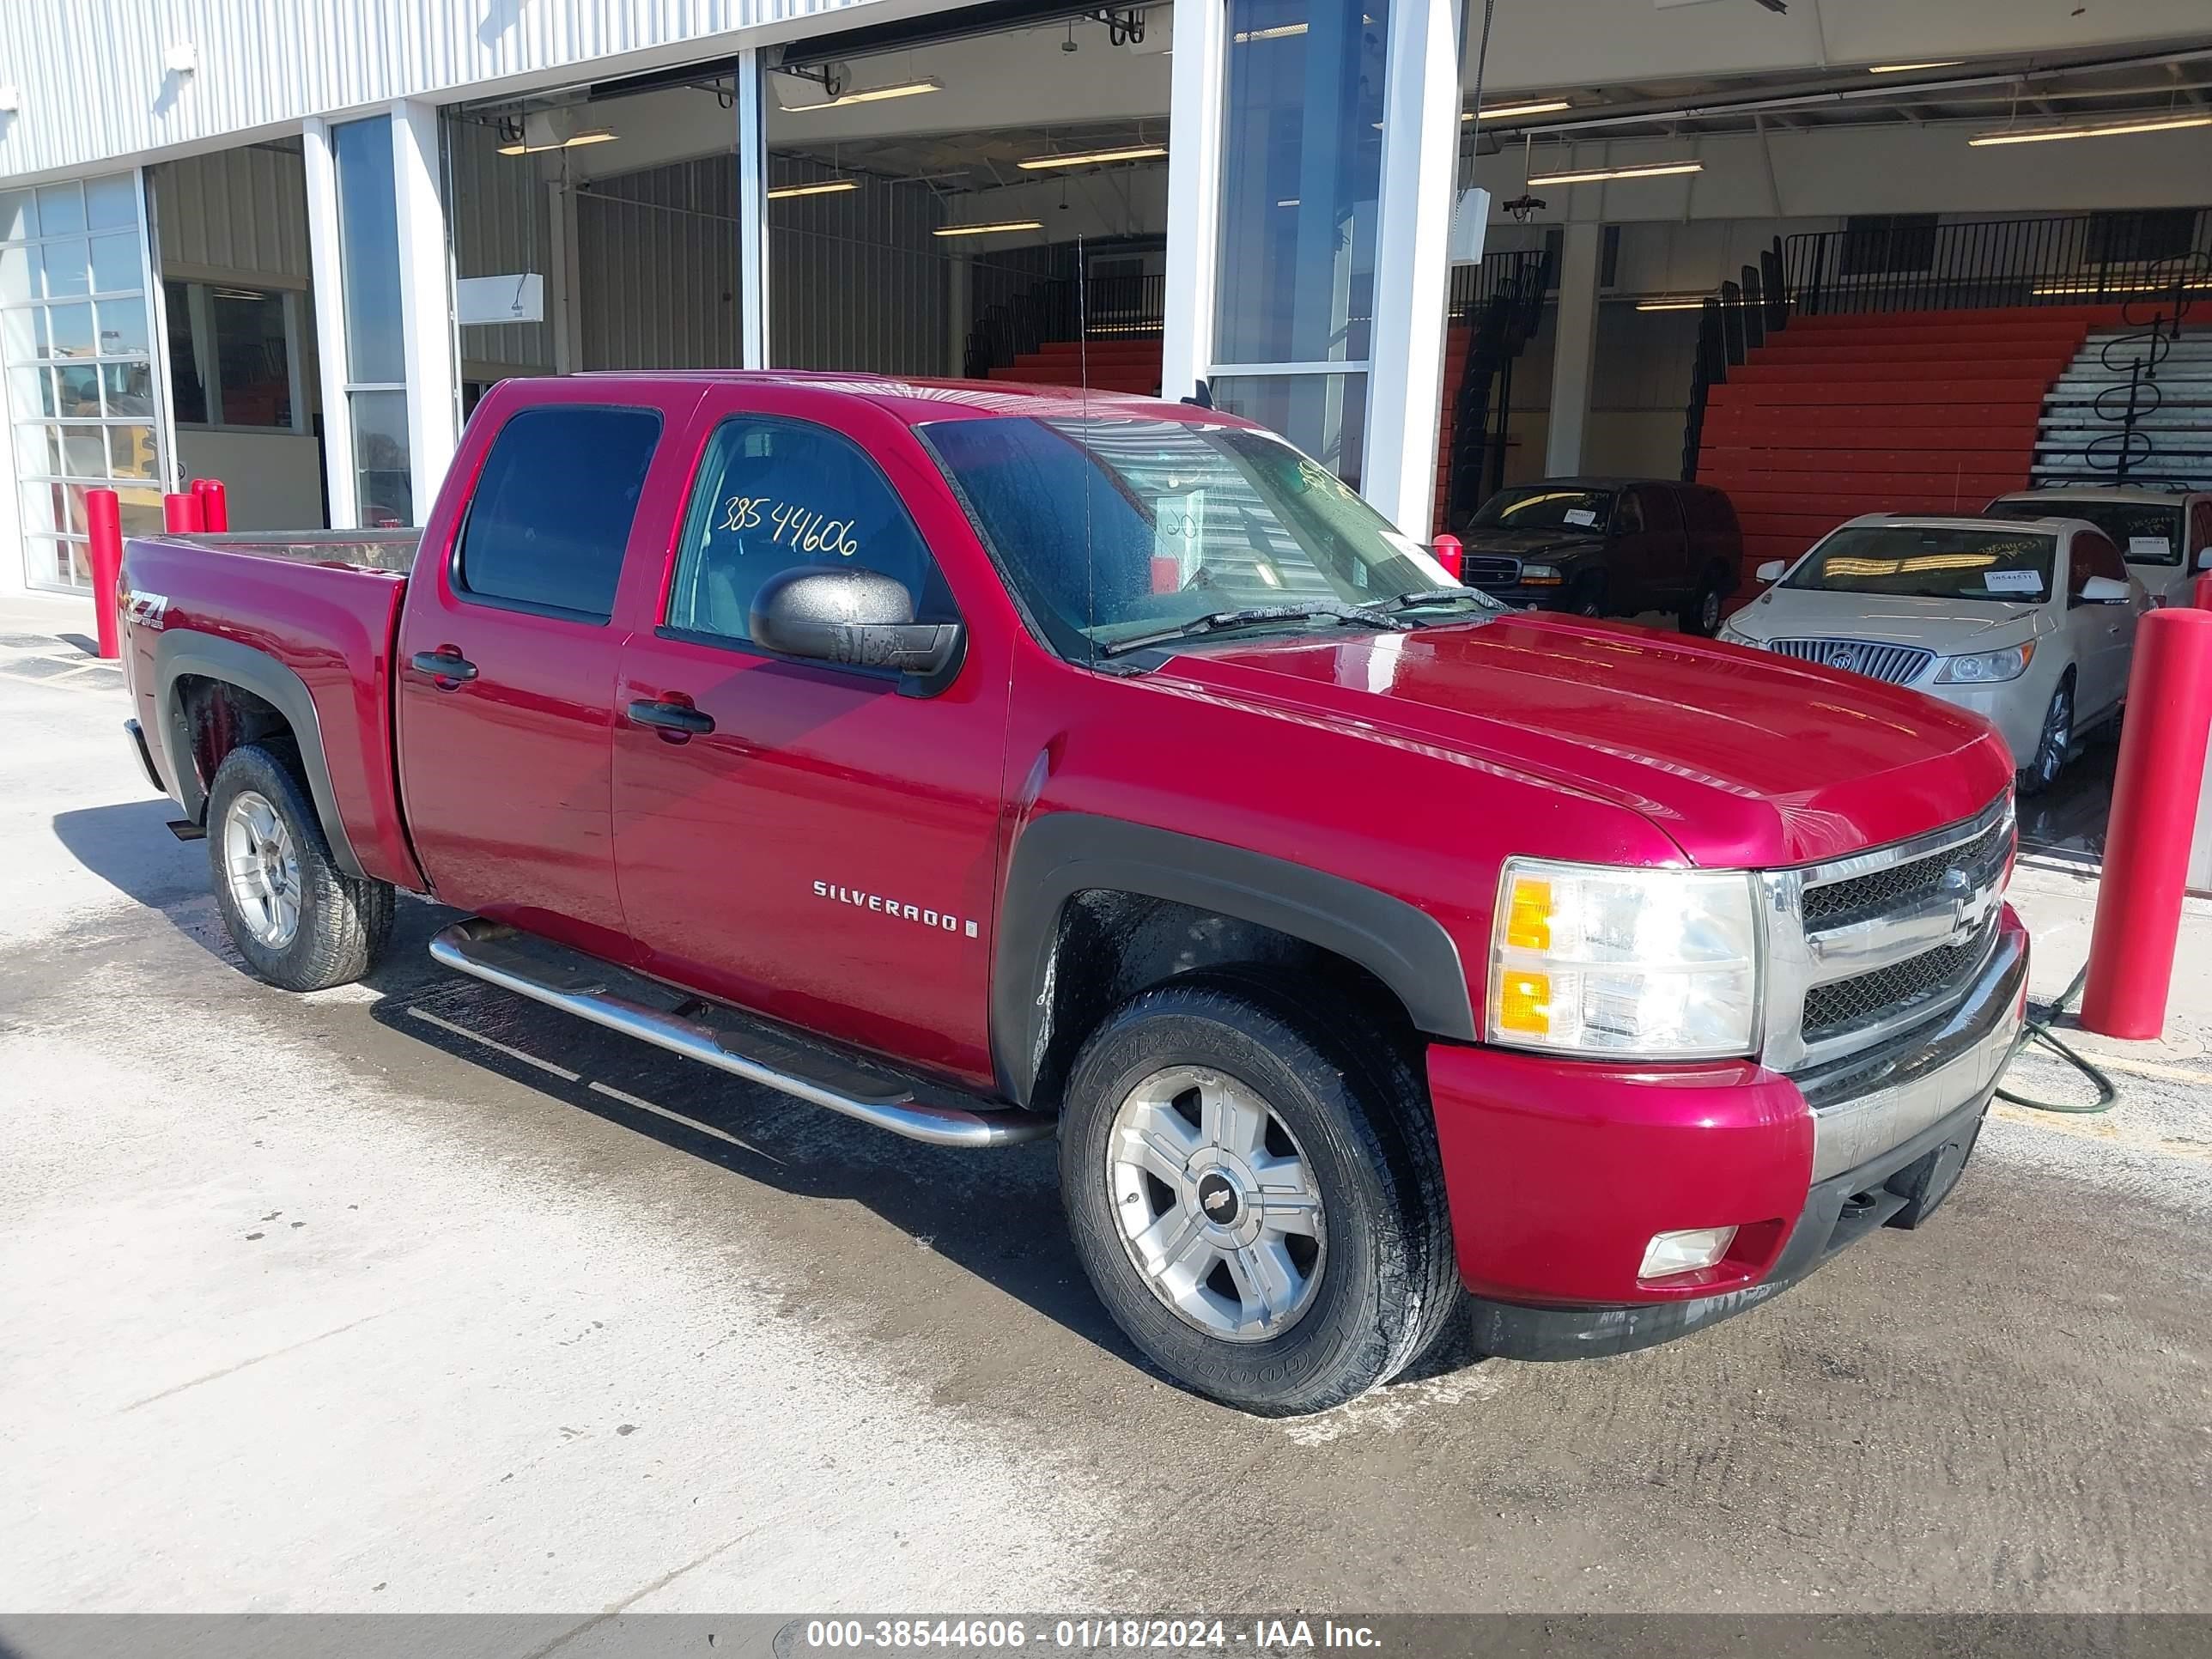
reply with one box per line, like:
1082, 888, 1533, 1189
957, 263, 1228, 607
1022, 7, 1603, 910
447, 401, 666, 626
653, 410, 963, 679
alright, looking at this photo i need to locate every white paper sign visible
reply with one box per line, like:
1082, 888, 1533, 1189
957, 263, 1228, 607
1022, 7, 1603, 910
2129, 535, 2174, 561
1984, 568, 2045, 596
1564, 507, 1598, 527
456, 273, 544, 325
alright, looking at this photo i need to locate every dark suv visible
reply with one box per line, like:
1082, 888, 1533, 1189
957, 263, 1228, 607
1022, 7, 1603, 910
1456, 477, 1745, 635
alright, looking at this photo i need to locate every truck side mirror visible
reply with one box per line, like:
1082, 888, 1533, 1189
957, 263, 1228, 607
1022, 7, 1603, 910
750, 567, 964, 685
1756, 560, 1786, 583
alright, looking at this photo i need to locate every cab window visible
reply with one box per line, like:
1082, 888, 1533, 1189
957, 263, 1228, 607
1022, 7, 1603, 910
456, 404, 663, 620
665, 416, 957, 648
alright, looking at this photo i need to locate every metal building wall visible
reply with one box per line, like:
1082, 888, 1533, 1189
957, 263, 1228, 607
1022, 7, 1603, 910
0, 0, 902, 182
578, 157, 743, 369
445, 115, 556, 376
148, 144, 313, 281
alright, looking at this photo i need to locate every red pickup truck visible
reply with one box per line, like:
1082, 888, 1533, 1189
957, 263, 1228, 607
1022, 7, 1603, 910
117, 373, 2027, 1416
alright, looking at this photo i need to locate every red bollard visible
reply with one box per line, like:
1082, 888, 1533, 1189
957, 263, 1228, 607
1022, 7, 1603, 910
85, 487, 124, 660
2080, 607, 2212, 1038
161, 491, 204, 533
193, 477, 229, 532
2194, 571, 2212, 611
1433, 533, 1464, 582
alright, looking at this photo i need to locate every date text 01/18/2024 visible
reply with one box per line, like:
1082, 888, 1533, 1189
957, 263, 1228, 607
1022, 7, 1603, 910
799, 1620, 1383, 1650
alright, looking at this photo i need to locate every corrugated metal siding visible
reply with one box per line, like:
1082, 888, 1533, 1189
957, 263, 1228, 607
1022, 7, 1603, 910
446, 114, 554, 374
149, 145, 312, 281
0, 0, 907, 183
576, 153, 963, 375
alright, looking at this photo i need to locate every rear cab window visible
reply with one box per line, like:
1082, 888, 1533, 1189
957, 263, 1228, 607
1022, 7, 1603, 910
455, 404, 665, 620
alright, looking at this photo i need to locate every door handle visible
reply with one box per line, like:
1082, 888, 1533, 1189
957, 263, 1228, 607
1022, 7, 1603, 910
410, 647, 477, 684
627, 699, 716, 737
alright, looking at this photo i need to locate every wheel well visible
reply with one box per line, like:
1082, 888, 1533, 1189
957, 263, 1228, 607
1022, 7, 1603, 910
173, 674, 299, 814
1025, 890, 1420, 1113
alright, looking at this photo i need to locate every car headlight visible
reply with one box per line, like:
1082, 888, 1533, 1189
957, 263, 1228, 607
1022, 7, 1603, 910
1933, 642, 2034, 684
1717, 619, 1758, 646
1489, 859, 1760, 1060
1520, 563, 1564, 586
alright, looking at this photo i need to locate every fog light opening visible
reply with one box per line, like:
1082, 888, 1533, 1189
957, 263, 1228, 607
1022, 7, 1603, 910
1639, 1224, 1739, 1280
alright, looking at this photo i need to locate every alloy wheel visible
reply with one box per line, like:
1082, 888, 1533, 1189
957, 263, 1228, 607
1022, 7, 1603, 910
222, 789, 302, 950
1104, 1065, 1328, 1341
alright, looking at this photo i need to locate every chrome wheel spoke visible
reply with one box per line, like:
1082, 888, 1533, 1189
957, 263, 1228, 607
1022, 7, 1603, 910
1227, 1240, 1301, 1333
1199, 1077, 1267, 1160
221, 789, 303, 951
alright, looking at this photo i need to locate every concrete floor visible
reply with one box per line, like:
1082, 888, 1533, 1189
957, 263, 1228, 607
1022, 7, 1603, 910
2, 596, 2208, 1617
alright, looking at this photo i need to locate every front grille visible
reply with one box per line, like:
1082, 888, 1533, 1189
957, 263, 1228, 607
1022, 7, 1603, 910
1802, 813, 2012, 929
1768, 637, 1935, 686
1802, 917, 2000, 1042
1462, 555, 1522, 586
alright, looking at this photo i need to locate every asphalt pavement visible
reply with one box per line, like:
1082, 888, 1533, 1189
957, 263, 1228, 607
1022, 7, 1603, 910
2, 597, 2207, 1618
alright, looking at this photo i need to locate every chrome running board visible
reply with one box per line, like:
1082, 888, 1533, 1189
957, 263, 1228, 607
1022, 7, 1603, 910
428, 918, 1053, 1149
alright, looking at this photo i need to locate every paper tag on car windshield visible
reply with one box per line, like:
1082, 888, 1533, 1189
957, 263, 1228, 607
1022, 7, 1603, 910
1563, 508, 1597, 527
2129, 536, 2173, 561
1983, 569, 2044, 596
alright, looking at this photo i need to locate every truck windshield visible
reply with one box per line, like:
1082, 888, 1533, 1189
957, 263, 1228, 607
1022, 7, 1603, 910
1466, 486, 1614, 532
921, 416, 1494, 657
1984, 498, 2185, 567
1786, 525, 2058, 604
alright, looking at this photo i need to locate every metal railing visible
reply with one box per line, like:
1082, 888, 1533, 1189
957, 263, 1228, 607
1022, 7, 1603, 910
1681, 239, 1786, 482
1784, 210, 2212, 316
2062, 253, 2209, 486
1443, 248, 1553, 524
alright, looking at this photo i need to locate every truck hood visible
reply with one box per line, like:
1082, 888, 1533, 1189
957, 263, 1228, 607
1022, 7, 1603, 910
1158, 615, 2012, 868
1728, 586, 2047, 651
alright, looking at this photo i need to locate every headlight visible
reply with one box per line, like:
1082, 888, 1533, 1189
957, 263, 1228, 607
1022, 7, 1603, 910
1934, 641, 2034, 684
1717, 619, 1758, 646
1520, 563, 1564, 586
1490, 859, 1760, 1060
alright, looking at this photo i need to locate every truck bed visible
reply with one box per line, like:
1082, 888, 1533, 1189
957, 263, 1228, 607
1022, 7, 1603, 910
120, 529, 425, 890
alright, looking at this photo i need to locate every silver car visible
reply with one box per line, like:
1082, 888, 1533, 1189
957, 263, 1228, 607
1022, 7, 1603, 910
1718, 514, 2148, 793
1984, 485, 2212, 610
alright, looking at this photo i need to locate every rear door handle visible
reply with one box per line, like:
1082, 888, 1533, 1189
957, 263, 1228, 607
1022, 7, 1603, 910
627, 699, 715, 737
410, 648, 477, 683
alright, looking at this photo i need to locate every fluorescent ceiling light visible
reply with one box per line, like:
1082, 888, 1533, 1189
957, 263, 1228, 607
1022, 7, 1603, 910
497, 127, 616, 155
768, 179, 860, 199
1232, 22, 1308, 41
1526, 159, 1702, 186
1868, 60, 1963, 73
1471, 99, 1571, 121
2033, 276, 2212, 296
1969, 112, 2212, 146
780, 77, 942, 112
933, 219, 1044, 238
1635, 297, 1708, 311
1017, 144, 1168, 170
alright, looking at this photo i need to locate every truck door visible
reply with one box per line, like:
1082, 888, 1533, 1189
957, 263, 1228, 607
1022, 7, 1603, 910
1606, 485, 1680, 611
608, 400, 1011, 1087
395, 397, 681, 963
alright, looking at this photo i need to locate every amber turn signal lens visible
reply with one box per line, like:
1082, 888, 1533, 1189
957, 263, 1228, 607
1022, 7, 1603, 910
1504, 877, 1553, 952
1497, 969, 1552, 1035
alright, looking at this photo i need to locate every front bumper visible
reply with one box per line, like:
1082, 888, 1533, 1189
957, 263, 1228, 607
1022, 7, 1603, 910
1923, 681, 2044, 769
1469, 584, 1570, 611
1425, 906, 2027, 1360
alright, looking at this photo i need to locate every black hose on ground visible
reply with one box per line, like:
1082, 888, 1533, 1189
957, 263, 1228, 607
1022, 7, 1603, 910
1993, 964, 2120, 1114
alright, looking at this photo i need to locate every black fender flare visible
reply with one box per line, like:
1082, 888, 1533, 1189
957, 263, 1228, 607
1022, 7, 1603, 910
153, 630, 370, 878
992, 811, 1475, 1103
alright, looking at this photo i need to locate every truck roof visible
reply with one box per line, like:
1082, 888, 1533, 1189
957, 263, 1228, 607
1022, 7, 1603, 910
567, 368, 1241, 428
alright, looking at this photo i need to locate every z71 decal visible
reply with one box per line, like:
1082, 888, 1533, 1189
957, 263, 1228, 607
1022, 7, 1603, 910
812, 880, 980, 939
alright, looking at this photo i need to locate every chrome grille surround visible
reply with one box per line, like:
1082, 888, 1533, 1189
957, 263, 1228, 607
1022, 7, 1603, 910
1462, 555, 1522, 586
1756, 792, 2016, 1079
1765, 637, 1936, 686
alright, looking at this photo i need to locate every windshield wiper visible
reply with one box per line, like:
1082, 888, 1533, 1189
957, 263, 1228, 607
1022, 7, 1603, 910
1362, 587, 1503, 617
1099, 603, 1410, 659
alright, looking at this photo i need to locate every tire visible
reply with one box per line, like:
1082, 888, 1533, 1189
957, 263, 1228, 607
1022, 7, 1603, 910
205, 742, 395, 992
1680, 568, 1729, 637
2016, 675, 2074, 799
1057, 974, 1459, 1416
1569, 574, 1606, 620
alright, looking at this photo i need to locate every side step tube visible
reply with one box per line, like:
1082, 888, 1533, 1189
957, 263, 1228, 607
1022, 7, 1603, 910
428, 918, 1053, 1149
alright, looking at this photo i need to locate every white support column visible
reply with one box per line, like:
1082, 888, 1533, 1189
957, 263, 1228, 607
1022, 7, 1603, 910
737, 46, 771, 369
1545, 219, 1603, 477
301, 117, 359, 528
1364, 0, 1463, 537
1160, 0, 1225, 404
392, 99, 460, 509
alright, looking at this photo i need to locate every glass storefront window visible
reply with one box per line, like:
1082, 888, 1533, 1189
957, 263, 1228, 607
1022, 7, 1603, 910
2, 169, 163, 592
333, 117, 406, 386
1209, 371, 1370, 492
1213, 0, 1387, 368
350, 388, 413, 528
